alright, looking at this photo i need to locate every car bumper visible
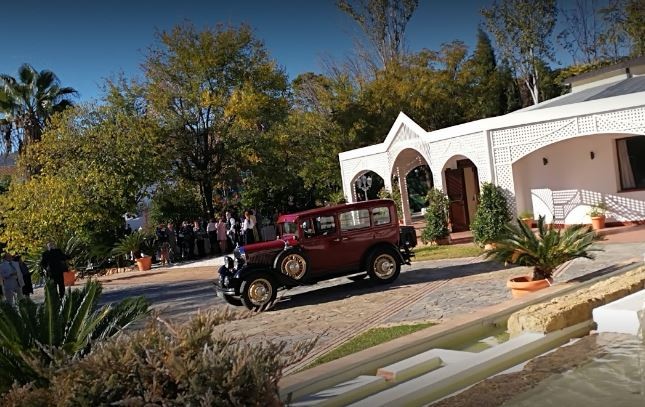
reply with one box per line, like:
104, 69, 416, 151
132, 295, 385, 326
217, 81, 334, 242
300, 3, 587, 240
212, 280, 237, 297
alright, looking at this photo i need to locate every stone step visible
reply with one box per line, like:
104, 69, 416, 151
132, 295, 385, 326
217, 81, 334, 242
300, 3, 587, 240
376, 349, 469, 382
349, 332, 551, 406
290, 375, 388, 407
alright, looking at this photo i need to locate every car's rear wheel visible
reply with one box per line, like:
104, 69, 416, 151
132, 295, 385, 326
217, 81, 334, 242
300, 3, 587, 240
222, 294, 243, 307
367, 249, 401, 284
240, 273, 278, 311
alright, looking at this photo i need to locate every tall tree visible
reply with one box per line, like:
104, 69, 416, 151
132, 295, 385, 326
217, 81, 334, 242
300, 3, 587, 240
0, 101, 167, 254
462, 29, 505, 119
598, 0, 632, 60
482, 0, 557, 105
144, 23, 289, 216
624, 0, 645, 56
557, 0, 604, 64
337, 0, 419, 70
0, 64, 77, 154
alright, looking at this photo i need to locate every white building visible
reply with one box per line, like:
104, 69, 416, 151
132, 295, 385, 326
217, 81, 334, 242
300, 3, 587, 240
339, 56, 645, 230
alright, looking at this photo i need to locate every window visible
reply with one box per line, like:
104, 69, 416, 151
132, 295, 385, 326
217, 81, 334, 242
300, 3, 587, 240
617, 137, 645, 190
372, 207, 391, 226
339, 209, 371, 231
314, 215, 336, 236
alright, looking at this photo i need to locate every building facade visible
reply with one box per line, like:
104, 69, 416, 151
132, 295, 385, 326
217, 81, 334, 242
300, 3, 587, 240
339, 57, 645, 228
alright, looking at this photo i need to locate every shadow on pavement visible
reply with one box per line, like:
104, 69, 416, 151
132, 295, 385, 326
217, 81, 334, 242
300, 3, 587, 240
273, 260, 512, 311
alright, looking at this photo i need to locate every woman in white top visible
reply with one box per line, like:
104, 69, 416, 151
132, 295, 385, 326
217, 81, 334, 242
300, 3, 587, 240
242, 210, 255, 245
0, 253, 25, 305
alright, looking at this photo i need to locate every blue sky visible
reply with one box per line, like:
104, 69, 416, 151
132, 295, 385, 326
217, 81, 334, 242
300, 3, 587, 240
0, 0, 558, 102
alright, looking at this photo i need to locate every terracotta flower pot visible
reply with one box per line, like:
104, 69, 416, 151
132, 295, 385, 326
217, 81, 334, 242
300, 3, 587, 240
484, 243, 497, 251
590, 215, 605, 230
435, 237, 451, 246
507, 276, 553, 299
63, 270, 76, 287
135, 255, 152, 271
521, 218, 533, 228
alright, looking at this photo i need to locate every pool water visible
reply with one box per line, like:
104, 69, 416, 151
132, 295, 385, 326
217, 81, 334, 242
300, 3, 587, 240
504, 333, 645, 406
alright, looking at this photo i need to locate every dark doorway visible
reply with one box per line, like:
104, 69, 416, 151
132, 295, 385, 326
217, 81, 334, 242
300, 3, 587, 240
445, 159, 480, 232
406, 165, 433, 213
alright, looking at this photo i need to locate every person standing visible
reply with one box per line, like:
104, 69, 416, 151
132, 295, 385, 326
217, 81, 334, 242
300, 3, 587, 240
206, 218, 218, 256
167, 222, 178, 263
216, 216, 228, 254
242, 210, 255, 245
13, 255, 33, 298
225, 211, 238, 250
0, 253, 25, 305
40, 243, 68, 299
194, 220, 206, 258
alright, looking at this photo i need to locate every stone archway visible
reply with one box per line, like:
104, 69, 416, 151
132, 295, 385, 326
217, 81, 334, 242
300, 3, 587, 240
406, 165, 433, 213
389, 148, 431, 225
441, 155, 481, 232
352, 171, 385, 202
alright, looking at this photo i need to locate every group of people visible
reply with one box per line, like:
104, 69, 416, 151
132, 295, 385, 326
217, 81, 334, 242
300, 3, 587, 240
0, 242, 69, 305
152, 209, 261, 265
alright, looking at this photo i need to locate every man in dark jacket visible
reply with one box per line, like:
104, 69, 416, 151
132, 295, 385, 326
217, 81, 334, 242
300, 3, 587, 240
40, 243, 68, 298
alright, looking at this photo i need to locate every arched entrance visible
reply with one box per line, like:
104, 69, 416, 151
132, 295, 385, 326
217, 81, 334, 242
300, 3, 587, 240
443, 156, 480, 232
406, 165, 433, 213
353, 171, 385, 201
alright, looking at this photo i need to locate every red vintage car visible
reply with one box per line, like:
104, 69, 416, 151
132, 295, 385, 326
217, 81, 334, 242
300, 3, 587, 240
214, 199, 417, 310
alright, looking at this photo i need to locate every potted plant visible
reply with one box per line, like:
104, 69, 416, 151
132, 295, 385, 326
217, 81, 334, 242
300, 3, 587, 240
486, 216, 599, 298
54, 235, 88, 286
470, 183, 511, 249
518, 210, 534, 228
588, 202, 608, 230
421, 188, 450, 245
112, 231, 153, 271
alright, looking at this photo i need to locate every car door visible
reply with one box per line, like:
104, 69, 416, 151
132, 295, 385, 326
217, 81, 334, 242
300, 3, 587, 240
337, 208, 372, 271
299, 214, 342, 276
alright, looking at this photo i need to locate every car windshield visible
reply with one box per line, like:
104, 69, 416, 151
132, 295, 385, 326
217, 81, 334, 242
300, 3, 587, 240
279, 221, 298, 237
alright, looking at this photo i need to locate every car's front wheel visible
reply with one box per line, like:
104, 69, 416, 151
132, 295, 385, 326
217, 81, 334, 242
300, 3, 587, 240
240, 273, 278, 311
367, 249, 401, 284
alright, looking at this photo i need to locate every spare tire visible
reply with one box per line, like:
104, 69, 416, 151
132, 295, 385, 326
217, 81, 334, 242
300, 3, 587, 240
275, 251, 308, 280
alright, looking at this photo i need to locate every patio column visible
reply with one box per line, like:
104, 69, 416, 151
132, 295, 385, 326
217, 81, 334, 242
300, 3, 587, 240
396, 167, 412, 225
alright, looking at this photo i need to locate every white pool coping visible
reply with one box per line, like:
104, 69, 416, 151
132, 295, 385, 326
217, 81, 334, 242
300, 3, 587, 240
593, 288, 645, 336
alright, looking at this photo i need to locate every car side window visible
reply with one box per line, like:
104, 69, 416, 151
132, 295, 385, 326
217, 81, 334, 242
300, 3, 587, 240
339, 209, 371, 231
372, 207, 391, 226
301, 219, 316, 239
314, 215, 336, 236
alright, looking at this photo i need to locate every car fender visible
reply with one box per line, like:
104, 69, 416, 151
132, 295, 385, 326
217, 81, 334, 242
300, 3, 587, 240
234, 263, 303, 289
360, 242, 404, 271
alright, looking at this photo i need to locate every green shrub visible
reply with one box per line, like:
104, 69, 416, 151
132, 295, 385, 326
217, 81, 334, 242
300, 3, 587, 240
421, 188, 450, 244
2, 311, 315, 406
470, 182, 511, 246
0, 280, 149, 393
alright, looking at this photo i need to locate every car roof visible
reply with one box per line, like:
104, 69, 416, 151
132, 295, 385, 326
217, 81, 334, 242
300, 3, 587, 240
278, 199, 394, 223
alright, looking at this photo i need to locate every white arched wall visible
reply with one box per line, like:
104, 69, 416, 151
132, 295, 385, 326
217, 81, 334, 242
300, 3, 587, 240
492, 105, 645, 215
390, 147, 431, 225
513, 133, 645, 224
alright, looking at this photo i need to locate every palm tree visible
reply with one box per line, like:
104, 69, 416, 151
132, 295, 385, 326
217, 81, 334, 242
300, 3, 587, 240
485, 216, 600, 280
0, 63, 77, 154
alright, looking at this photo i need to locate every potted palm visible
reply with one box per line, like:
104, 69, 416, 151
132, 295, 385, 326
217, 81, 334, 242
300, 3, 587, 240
486, 216, 599, 298
112, 231, 153, 271
588, 202, 608, 230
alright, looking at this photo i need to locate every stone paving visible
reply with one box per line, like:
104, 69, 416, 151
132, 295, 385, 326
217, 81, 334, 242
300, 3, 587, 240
32, 235, 645, 373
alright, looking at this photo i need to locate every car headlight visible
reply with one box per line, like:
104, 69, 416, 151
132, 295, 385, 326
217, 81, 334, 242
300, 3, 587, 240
223, 276, 230, 287
223, 256, 234, 269
236, 247, 247, 262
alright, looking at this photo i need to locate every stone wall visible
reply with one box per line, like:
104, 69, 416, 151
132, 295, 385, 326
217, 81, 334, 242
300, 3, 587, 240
508, 266, 645, 336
